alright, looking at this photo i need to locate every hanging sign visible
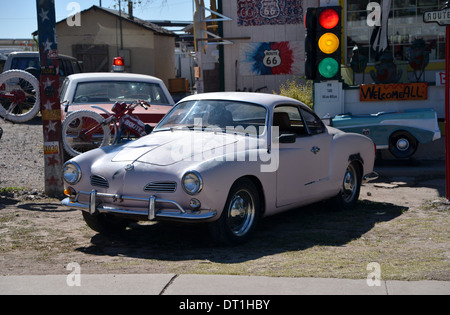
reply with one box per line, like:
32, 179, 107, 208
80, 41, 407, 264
423, 7, 450, 26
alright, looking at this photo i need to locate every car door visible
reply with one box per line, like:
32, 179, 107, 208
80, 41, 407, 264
275, 105, 332, 207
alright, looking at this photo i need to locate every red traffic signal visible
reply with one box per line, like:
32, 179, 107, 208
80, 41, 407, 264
318, 8, 340, 29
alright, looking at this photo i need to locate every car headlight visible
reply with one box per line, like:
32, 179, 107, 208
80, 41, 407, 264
182, 171, 203, 195
63, 162, 82, 185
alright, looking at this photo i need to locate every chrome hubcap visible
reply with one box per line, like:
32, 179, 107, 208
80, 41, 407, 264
396, 138, 410, 151
228, 189, 255, 237
342, 165, 357, 203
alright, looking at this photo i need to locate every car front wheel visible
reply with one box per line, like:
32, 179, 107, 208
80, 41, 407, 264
82, 211, 132, 234
209, 178, 260, 245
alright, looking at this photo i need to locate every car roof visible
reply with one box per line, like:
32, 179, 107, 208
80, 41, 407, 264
8, 51, 77, 60
66, 72, 165, 84
180, 92, 307, 110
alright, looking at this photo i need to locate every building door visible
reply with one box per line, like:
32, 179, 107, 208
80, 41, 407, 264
72, 44, 109, 72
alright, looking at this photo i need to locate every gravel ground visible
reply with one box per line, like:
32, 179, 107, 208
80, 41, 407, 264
0, 116, 46, 195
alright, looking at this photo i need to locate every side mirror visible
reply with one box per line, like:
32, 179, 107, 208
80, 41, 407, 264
278, 133, 296, 144
145, 124, 153, 135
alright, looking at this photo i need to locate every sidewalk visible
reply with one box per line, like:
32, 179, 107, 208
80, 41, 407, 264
1, 274, 449, 295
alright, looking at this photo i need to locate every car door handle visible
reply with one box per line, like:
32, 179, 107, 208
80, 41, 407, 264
311, 146, 320, 154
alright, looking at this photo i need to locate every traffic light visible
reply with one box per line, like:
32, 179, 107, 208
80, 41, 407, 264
316, 6, 342, 81
304, 6, 342, 81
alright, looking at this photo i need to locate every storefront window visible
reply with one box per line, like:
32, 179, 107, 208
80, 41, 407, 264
346, 0, 446, 64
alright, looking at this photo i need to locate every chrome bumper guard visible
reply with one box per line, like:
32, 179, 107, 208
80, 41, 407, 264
61, 189, 217, 221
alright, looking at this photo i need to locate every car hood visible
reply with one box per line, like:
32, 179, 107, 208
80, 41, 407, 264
110, 130, 259, 166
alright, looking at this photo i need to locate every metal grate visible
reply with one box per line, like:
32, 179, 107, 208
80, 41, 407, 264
90, 175, 109, 188
144, 181, 177, 193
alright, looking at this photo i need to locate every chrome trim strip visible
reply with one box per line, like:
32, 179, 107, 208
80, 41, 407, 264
363, 172, 379, 182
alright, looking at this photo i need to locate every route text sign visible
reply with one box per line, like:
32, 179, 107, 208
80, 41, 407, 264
423, 7, 450, 26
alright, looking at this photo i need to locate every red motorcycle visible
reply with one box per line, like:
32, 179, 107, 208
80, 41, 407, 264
61, 100, 152, 157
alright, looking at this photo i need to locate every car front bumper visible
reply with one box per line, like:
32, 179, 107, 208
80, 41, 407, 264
61, 189, 217, 222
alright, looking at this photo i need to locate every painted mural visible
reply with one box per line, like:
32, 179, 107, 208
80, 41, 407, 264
237, 0, 303, 26
239, 41, 303, 76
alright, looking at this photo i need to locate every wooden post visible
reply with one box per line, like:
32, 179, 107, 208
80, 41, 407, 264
36, 0, 63, 197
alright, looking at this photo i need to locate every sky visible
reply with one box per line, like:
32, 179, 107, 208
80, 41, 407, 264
0, 0, 204, 39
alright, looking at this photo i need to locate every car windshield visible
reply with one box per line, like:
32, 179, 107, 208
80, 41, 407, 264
154, 100, 267, 136
72, 81, 170, 105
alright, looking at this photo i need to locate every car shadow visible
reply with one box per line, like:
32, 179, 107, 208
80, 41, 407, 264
0, 194, 20, 210
76, 199, 406, 263
17, 202, 77, 213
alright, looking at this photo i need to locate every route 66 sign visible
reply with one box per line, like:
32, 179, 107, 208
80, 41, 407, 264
423, 7, 450, 26
260, 0, 281, 19
263, 50, 281, 68
237, 0, 258, 20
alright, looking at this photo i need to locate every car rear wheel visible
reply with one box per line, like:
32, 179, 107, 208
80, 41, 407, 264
332, 162, 362, 210
209, 178, 260, 245
389, 131, 418, 159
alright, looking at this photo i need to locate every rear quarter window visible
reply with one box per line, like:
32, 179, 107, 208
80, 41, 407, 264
11, 57, 40, 70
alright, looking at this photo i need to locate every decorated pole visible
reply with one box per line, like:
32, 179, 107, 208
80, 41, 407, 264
36, 0, 63, 197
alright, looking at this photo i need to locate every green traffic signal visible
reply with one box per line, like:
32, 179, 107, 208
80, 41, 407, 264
318, 58, 339, 79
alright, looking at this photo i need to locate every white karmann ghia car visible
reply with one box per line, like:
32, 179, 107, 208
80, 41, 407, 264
62, 92, 378, 244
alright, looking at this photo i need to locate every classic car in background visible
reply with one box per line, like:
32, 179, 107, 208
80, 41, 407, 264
331, 109, 441, 159
60, 72, 175, 126
62, 92, 377, 245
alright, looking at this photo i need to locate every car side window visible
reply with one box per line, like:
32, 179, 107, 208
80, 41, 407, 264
63, 59, 73, 75
300, 108, 326, 135
273, 105, 308, 137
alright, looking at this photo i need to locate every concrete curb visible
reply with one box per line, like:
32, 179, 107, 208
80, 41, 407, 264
1, 274, 449, 295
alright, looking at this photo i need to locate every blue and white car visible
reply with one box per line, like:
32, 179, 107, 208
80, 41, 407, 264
332, 109, 441, 159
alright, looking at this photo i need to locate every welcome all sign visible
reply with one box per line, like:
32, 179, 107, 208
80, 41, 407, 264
360, 83, 428, 102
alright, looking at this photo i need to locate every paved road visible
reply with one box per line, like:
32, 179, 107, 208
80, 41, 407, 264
1, 274, 449, 295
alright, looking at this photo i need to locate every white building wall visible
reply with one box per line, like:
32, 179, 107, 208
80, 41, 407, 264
221, 0, 318, 93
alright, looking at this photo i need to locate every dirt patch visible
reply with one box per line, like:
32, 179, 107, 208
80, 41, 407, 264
0, 117, 449, 280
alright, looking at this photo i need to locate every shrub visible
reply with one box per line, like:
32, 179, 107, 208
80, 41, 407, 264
276, 78, 314, 109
